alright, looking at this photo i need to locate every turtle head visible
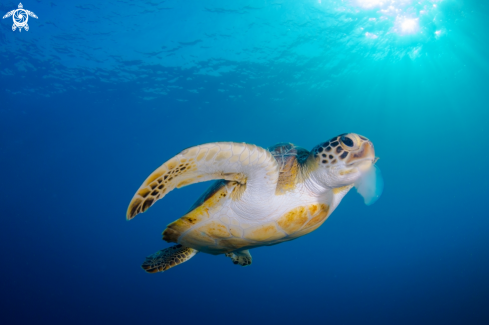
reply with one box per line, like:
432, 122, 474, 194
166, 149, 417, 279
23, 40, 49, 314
309, 133, 383, 205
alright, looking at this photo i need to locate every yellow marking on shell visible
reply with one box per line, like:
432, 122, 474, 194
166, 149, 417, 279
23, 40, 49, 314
162, 185, 229, 243
298, 204, 330, 234
276, 204, 330, 240
239, 220, 257, 230
244, 223, 284, 242
275, 155, 299, 195
308, 204, 319, 215
161, 228, 179, 243
165, 215, 201, 238
277, 206, 308, 234
199, 220, 231, 239
181, 228, 216, 247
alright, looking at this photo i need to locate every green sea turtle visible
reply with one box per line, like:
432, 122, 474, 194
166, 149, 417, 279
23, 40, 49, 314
127, 133, 383, 273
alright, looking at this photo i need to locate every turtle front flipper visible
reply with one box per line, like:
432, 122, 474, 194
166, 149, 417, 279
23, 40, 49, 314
225, 250, 252, 266
127, 142, 279, 220
141, 245, 197, 273
3, 10, 15, 19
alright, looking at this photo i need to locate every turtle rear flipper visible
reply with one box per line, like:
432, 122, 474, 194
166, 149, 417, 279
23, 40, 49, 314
225, 250, 252, 266
141, 245, 197, 273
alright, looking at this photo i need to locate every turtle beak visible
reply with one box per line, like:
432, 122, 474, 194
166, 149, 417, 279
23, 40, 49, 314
345, 141, 376, 167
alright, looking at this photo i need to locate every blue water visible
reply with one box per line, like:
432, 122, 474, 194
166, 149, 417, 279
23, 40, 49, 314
1, 0, 488, 324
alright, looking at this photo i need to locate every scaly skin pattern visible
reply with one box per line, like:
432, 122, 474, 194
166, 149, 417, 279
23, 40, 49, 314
127, 142, 279, 221
141, 245, 198, 273
128, 133, 377, 257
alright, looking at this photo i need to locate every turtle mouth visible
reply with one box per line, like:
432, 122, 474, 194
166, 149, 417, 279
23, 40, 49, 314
347, 158, 378, 166
347, 157, 375, 167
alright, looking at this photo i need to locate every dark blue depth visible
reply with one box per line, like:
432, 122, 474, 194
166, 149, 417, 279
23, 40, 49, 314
1, 1, 489, 324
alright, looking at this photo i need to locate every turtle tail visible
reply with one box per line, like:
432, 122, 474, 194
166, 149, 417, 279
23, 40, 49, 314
141, 245, 198, 273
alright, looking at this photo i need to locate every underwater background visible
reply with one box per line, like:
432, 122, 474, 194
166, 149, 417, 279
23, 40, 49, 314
1, 0, 488, 324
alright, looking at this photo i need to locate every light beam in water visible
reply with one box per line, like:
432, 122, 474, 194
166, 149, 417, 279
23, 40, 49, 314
400, 18, 419, 34
350, 0, 443, 36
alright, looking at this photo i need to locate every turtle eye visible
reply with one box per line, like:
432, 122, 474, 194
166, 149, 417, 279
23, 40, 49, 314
340, 136, 354, 147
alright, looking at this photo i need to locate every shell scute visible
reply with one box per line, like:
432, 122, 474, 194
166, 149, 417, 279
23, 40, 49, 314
199, 220, 231, 239
243, 223, 284, 242
277, 206, 308, 234
267, 143, 309, 194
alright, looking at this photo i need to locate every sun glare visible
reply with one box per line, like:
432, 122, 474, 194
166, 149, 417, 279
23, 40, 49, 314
351, 0, 443, 37
401, 18, 418, 33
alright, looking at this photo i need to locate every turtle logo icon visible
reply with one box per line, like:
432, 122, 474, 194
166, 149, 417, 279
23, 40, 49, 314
3, 3, 38, 32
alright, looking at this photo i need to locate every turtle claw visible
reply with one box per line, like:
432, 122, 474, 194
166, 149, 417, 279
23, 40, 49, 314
226, 250, 252, 267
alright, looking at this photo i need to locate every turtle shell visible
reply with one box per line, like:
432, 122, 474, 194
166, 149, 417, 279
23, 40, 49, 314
161, 143, 316, 254
268, 143, 309, 194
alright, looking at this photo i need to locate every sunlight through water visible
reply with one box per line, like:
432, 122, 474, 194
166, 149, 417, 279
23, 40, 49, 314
351, 0, 444, 36
0, 0, 456, 99
398, 17, 420, 34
